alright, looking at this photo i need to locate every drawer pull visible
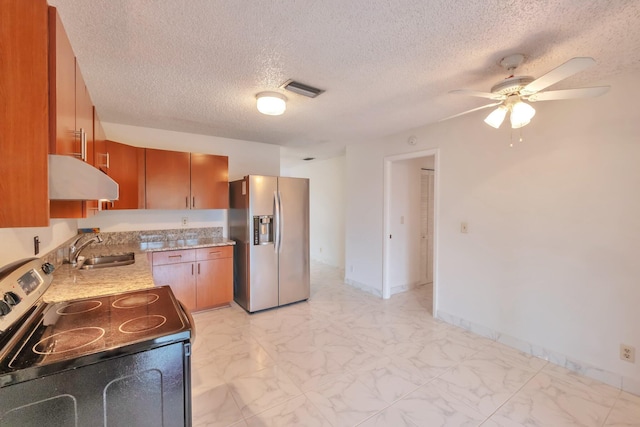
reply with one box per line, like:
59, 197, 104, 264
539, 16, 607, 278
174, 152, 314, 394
209, 251, 222, 255
168, 255, 182, 259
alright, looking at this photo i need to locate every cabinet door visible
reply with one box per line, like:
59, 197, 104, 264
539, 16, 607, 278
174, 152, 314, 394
145, 149, 190, 209
94, 108, 108, 173
48, 7, 76, 157
196, 258, 233, 310
75, 61, 94, 165
152, 263, 196, 311
0, 0, 49, 227
105, 141, 145, 209
190, 153, 229, 209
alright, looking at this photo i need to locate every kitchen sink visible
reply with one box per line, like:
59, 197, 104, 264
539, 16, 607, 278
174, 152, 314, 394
79, 252, 135, 270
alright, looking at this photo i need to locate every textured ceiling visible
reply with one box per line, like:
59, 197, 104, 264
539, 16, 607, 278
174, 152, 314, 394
49, 0, 640, 163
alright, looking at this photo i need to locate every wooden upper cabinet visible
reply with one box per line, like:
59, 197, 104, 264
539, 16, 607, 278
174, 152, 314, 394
0, 0, 49, 227
145, 149, 229, 210
191, 153, 229, 209
75, 62, 94, 165
145, 149, 191, 209
105, 141, 145, 210
94, 108, 108, 173
48, 7, 76, 157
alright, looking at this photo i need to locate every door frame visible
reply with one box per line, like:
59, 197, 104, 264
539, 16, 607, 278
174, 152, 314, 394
382, 149, 439, 313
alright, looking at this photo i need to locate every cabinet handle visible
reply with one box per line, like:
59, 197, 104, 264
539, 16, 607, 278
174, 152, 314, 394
209, 251, 221, 255
191, 264, 194, 275
105, 152, 110, 169
80, 128, 86, 161
192, 197, 195, 208
197, 263, 200, 275
185, 197, 189, 208
71, 128, 87, 161
168, 255, 182, 259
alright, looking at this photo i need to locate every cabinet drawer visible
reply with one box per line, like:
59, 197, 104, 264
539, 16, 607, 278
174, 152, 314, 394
152, 249, 196, 266
196, 246, 232, 261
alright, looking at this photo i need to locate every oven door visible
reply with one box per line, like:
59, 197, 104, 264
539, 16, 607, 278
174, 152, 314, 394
0, 341, 189, 427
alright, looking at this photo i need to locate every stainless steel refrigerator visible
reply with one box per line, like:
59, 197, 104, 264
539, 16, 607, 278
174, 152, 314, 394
229, 175, 310, 313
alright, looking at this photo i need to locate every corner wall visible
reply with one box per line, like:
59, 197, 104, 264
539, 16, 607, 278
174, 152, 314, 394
344, 70, 640, 393
283, 156, 346, 269
0, 220, 77, 266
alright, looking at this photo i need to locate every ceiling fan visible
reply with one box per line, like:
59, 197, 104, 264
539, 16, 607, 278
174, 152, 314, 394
442, 54, 610, 129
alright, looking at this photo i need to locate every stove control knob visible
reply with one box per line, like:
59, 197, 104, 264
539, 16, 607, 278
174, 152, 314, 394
0, 301, 10, 317
42, 262, 55, 275
4, 292, 21, 306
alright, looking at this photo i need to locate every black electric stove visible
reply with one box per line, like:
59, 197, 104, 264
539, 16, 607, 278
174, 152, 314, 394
0, 258, 193, 427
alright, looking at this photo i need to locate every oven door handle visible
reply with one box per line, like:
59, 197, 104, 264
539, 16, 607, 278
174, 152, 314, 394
177, 300, 195, 344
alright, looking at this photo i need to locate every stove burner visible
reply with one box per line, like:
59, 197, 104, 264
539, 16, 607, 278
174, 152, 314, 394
119, 315, 167, 334
56, 300, 102, 315
112, 293, 159, 309
33, 327, 106, 355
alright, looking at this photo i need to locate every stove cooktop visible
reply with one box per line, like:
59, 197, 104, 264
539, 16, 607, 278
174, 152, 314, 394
1, 286, 190, 382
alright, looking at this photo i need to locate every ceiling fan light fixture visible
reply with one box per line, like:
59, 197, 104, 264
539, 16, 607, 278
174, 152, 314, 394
484, 105, 508, 128
510, 101, 536, 129
256, 92, 287, 115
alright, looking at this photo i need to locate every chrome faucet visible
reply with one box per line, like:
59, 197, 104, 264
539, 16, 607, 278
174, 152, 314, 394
67, 234, 103, 266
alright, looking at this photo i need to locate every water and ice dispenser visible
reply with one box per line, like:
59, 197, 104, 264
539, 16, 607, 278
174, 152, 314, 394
253, 215, 273, 245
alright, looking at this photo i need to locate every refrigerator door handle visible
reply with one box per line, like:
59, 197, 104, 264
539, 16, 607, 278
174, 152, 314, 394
277, 190, 283, 253
274, 190, 281, 252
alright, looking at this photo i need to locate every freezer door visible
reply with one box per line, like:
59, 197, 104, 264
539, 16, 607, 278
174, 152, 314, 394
277, 177, 310, 305
247, 176, 279, 312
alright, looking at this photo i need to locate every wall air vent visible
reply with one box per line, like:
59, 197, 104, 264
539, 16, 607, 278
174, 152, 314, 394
281, 80, 325, 98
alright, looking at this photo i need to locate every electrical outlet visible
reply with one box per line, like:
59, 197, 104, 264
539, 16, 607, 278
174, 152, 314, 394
460, 222, 468, 233
181, 217, 188, 227
620, 344, 636, 363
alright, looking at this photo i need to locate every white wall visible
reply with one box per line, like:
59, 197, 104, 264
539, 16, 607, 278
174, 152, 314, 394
345, 70, 640, 393
283, 156, 346, 269
0, 220, 77, 265
78, 123, 281, 233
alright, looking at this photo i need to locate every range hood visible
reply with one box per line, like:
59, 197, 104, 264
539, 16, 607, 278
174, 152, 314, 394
49, 154, 119, 201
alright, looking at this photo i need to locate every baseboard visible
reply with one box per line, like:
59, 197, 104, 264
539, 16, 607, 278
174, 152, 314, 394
436, 310, 640, 397
390, 280, 422, 295
344, 278, 382, 298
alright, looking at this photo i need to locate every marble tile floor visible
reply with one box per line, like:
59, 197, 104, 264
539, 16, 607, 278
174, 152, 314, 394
191, 263, 640, 427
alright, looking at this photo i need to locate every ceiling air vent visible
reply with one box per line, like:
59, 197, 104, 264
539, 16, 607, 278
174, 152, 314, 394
281, 80, 325, 98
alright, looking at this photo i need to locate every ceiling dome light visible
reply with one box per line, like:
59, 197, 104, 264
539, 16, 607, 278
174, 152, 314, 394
510, 101, 536, 129
256, 92, 287, 116
484, 105, 508, 129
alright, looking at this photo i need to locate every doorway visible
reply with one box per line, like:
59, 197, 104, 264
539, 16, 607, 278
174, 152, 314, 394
382, 149, 438, 316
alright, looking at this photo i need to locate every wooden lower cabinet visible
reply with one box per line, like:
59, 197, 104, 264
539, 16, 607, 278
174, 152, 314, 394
151, 246, 233, 312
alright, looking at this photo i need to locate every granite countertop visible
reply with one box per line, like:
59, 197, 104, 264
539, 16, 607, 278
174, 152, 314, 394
45, 238, 235, 303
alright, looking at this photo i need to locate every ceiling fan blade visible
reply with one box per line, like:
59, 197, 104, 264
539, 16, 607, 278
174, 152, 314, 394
438, 102, 503, 122
449, 89, 505, 100
526, 86, 610, 102
521, 57, 596, 95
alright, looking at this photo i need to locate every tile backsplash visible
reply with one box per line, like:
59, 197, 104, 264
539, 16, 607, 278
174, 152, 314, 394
42, 227, 223, 267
